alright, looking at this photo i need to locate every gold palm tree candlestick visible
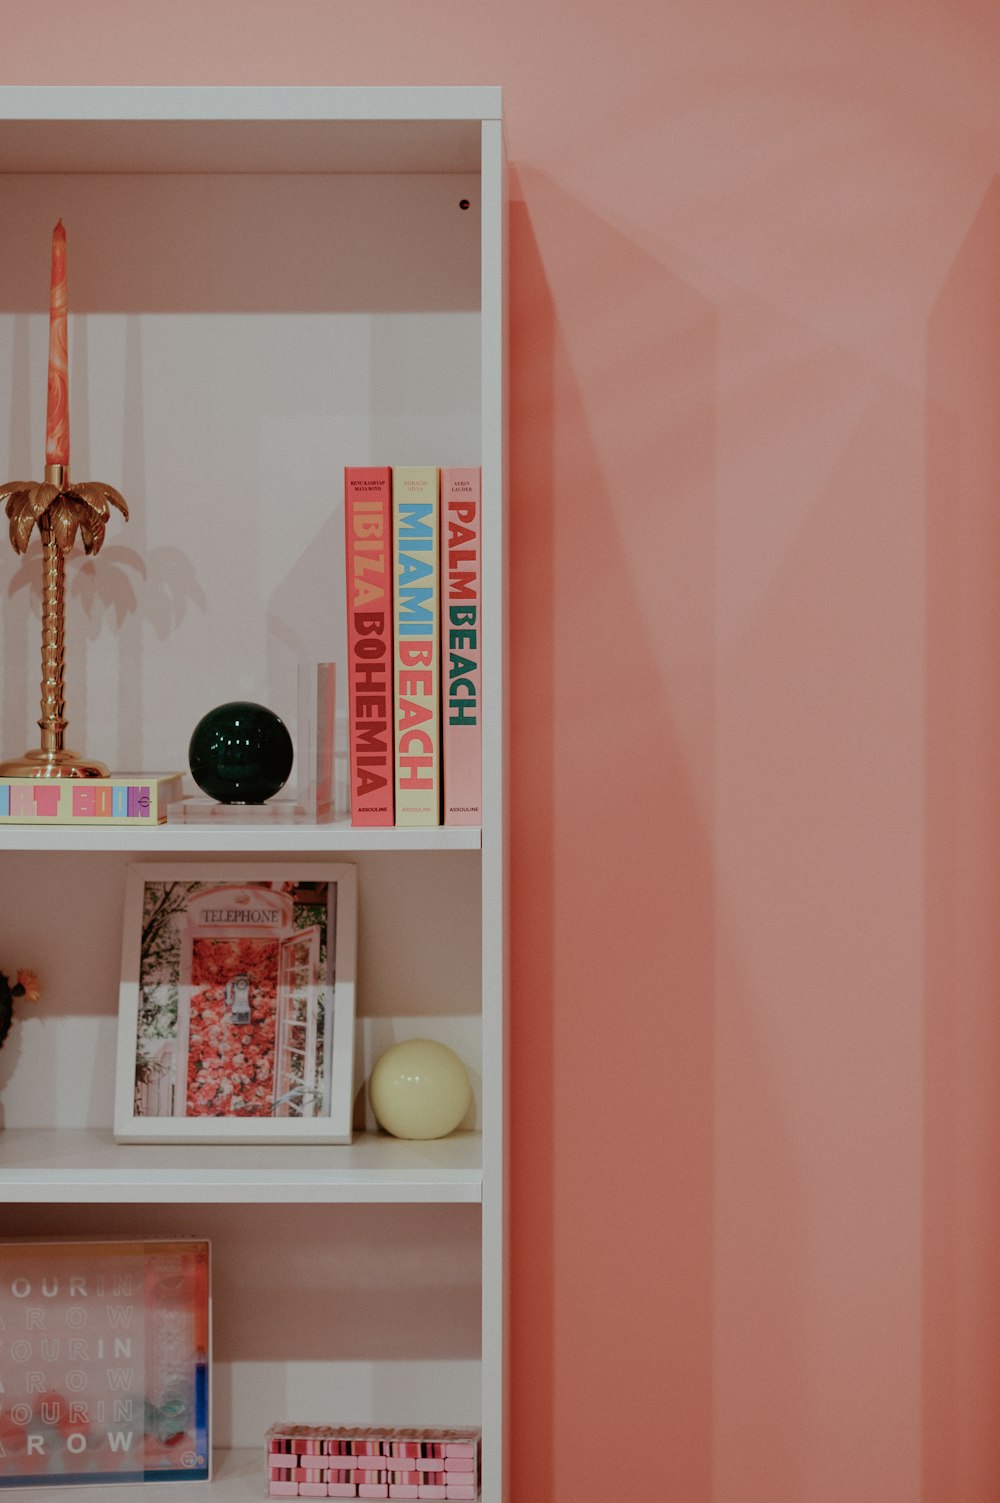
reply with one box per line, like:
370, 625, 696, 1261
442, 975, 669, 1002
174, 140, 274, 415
1, 467, 128, 778
1, 220, 129, 778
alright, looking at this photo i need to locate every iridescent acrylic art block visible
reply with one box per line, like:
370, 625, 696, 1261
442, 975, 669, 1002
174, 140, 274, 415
0, 1239, 210, 1490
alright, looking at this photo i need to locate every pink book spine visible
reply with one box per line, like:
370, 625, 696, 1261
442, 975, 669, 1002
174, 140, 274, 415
345, 466, 395, 826
441, 467, 482, 826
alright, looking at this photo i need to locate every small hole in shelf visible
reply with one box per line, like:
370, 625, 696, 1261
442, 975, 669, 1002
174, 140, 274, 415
459, 199, 471, 210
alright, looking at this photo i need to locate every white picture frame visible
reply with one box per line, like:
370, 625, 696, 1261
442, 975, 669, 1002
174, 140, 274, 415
114, 861, 357, 1144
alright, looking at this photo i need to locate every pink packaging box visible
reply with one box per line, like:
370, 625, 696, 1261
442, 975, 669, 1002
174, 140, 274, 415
264, 1424, 480, 1501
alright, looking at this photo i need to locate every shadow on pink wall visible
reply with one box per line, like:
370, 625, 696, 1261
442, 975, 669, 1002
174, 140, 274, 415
924, 173, 1000, 1503
507, 169, 717, 1499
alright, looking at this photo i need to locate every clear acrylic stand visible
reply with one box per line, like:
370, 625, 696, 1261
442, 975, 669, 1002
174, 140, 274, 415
166, 797, 336, 825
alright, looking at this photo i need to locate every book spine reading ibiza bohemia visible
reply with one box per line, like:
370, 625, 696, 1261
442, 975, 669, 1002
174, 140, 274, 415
345, 466, 394, 826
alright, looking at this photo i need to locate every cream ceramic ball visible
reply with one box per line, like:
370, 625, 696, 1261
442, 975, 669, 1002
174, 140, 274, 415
369, 1038, 472, 1140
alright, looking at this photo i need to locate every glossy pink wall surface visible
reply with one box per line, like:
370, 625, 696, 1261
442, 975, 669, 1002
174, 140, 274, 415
3, 1, 1000, 1498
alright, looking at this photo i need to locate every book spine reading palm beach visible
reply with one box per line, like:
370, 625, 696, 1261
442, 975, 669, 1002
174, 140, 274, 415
441, 467, 482, 825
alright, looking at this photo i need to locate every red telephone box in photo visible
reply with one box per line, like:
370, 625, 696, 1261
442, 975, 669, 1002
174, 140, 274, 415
176, 884, 325, 1119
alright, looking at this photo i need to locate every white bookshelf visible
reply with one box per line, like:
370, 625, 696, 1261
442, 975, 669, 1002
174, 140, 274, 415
0, 86, 507, 1501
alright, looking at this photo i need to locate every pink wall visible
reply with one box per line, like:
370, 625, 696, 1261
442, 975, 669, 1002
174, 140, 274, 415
4, 1, 1000, 1497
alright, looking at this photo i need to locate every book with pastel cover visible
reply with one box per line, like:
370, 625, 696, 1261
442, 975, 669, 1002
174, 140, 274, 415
441, 467, 482, 825
392, 466, 441, 827
0, 774, 183, 825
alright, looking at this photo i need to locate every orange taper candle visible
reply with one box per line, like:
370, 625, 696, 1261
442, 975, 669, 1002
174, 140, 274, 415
45, 219, 69, 467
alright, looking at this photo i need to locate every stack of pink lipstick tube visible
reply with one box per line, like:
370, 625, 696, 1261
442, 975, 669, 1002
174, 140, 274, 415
265, 1425, 480, 1500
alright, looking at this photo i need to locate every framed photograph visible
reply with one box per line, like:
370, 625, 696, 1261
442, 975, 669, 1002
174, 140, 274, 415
114, 862, 356, 1144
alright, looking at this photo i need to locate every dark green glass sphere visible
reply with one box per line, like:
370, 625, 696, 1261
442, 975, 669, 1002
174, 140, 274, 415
188, 701, 294, 804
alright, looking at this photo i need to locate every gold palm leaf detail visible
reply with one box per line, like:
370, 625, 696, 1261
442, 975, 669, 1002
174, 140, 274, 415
77, 508, 106, 556
5, 482, 60, 554
71, 481, 129, 522
0, 482, 35, 508
3, 480, 128, 556
68, 483, 128, 557
50, 495, 89, 554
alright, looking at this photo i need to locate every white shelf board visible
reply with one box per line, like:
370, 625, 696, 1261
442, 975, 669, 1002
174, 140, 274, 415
0, 85, 502, 123
0, 86, 501, 174
0, 1129, 483, 1205
0, 1449, 497, 1501
0, 817, 481, 854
